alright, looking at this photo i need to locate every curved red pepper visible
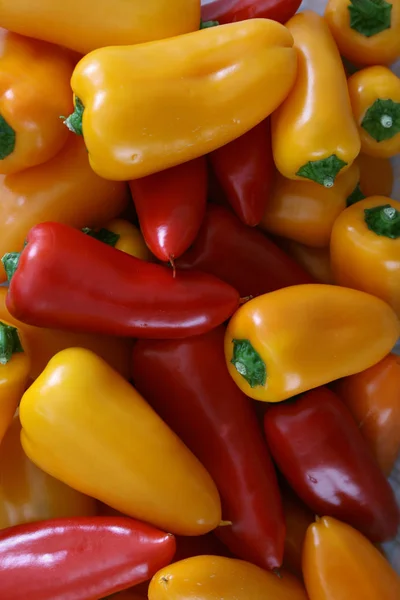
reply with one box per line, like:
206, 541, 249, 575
201, 0, 302, 25
3, 222, 239, 338
132, 326, 285, 570
0, 516, 176, 600
176, 204, 313, 297
129, 158, 207, 262
264, 387, 399, 543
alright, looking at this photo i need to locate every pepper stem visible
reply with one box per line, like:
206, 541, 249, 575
364, 204, 400, 238
200, 19, 219, 29
82, 227, 120, 247
361, 98, 400, 142
346, 183, 366, 207
296, 155, 347, 187
348, 0, 392, 37
0, 115, 16, 160
381, 114, 393, 128
231, 339, 266, 388
0, 322, 24, 365
1, 251, 21, 282
63, 97, 84, 136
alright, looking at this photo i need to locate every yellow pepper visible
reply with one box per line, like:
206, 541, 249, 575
84, 218, 152, 261
20, 348, 222, 535
272, 10, 360, 187
224, 284, 399, 402
357, 154, 393, 197
66, 20, 298, 181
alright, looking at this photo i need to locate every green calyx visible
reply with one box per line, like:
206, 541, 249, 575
63, 97, 84, 136
1, 251, 21, 282
82, 227, 120, 247
348, 0, 392, 37
347, 183, 366, 207
296, 155, 348, 187
231, 339, 266, 388
364, 204, 400, 238
0, 321, 23, 365
0, 115, 16, 160
200, 19, 219, 29
361, 99, 400, 142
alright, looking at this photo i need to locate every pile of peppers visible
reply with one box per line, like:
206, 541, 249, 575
0, 0, 399, 598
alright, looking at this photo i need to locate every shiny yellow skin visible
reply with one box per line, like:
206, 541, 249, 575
0, 347, 30, 445
20, 348, 222, 535
71, 20, 298, 181
225, 284, 400, 402
105, 218, 152, 260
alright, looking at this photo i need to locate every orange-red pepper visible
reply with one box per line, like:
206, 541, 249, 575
276, 239, 334, 284
357, 153, 393, 197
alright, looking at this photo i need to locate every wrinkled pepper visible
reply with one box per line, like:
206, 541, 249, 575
303, 517, 400, 600
3, 222, 239, 339
272, 10, 360, 187
83, 219, 152, 261
131, 327, 285, 571
330, 196, 400, 317
201, 0, 302, 25
348, 66, 400, 158
357, 153, 393, 197
224, 284, 400, 402
20, 348, 222, 535
66, 20, 298, 180
275, 239, 334, 284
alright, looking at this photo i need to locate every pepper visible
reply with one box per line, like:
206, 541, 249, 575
0, 135, 129, 283
83, 219, 152, 261
20, 348, 222, 535
0, 0, 200, 54
325, 0, 400, 66
177, 205, 313, 298
3, 222, 239, 339
66, 20, 298, 181
348, 66, 400, 158
281, 486, 314, 578
209, 119, 275, 226
131, 326, 285, 571
275, 239, 334, 284
334, 353, 400, 476
303, 516, 400, 600
264, 387, 399, 542
259, 162, 360, 247
201, 0, 302, 24
129, 158, 207, 262
271, 10, 360, 187
330, 196, 400, 317
0, 516, 176, 600
224, 284, 400, 402
357, 153, 393, 197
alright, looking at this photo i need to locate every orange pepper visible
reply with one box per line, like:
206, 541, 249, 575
302, 516, 400, 599
357, 153, 393, 197
276, 239, 334, 284
282, 487, 314, 578
334, 353, 400, 475
85, 218, 152, 261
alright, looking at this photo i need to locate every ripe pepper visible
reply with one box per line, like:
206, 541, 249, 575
272, 10, 360, 187
209, 119, 276, 226
0, 0, 200, 54
20, 348, 222, 535
224, 284, 400, 402
3, 222, 239, 339
334, 353, 400, 476
0, 135, 129, 283
348, 66, 400, 158
83, 219, 152, 261
131, 326, 285, 571
303, 516, 400, 600
275, 239, 334, 284
0, 414, 96, 529
0, 516, 176, 600
201, 0, 302, 24
66, 20, 298, 181
259, 162, 360, 247
129, 158, 207, 262
330, 196, 400, 317
357, 153, 393, 197
281, 486, 314, 578
325, 0, 400, 66
177, 205, 313, 298
264, 387, 400, 542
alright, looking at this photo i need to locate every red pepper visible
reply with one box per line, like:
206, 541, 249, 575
176, 204, 314, 297
201, 0, 302, 25
129, 158, 207, 262
174, 533, 234, 562
263, 387, 399, 543
131, 326, 285, 571
209, 119, 275, 226
3, 222, 239, 338
0, 516, 176, 600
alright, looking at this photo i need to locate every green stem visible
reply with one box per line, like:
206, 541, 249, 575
0, 322, 24, 365
0, 115, 16, 160
347, 183, 366, 207
1, 251, 21, 282
200, 19, 219, 29
348, 0, 392, 37
63, 97, 84, 136
364, 204, 400, 238
82, 227, 120, 247
361, 99, 400, 142
231, 339, 266, 388
296, 155, 347, 187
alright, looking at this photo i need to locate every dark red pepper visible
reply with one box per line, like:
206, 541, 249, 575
0, 516, 176, 600
201, 0, 302, 25
129, 158, 207, 262
131, 326, 285, 570
264, 387, 400, 543
176, 204, 314, 297
2, 222, 239, 338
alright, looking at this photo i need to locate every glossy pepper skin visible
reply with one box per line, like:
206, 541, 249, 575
4, 222, 239, 339
331, 196, 400, 317
177, 205, 313, 298
0, 0, 200, 54
0, 516, 176, 600
325, 0, 400, 66
303, 517, 400, 600
202, 0, 302, 25
67, 20, 297, 181
275, 239, 334, 284
130, 158, 207, 262
131, 327, 285, 571
0, 135, 129, 283
209, 119, 275, 226
20, 348, 222, 535
348, 66, 400, 158
335, 353, 400, 476
272, 11, 360, 187
264, 387, 399, 542
357, 153, 393, 197
259, 163, 360, 247
224, 284, 400, 402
